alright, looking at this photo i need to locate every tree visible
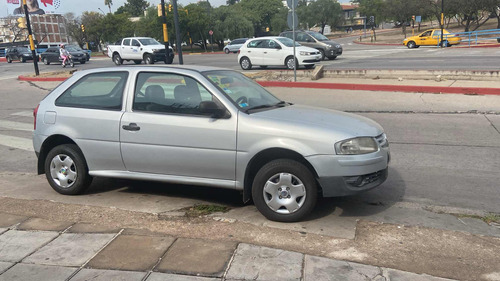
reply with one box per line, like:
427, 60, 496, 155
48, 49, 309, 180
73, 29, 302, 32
81, 11, 104, 50
239, 0, 283, 36
184, 2, 211, 50
105, 0, 113, 14
100, 13, 135, 43
212, 5, 253, 49
64, 13, 86, 47
115, 0, 149, 17
305, 0, 343, 34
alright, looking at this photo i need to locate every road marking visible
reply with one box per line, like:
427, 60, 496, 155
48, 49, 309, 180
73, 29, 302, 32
0, 134, 33, 151
0, 120, 33, 132
11, 111, 33, 117
0, 75, 19, 81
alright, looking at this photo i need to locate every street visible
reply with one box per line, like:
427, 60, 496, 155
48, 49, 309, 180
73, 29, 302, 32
0, 43, 500, 280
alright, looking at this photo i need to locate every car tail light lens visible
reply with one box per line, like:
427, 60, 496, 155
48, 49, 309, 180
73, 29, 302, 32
237, 50, 240, 54
33, 104, 39, 130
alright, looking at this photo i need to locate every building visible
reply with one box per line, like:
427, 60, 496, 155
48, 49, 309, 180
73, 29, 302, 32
341, 3, 364, 29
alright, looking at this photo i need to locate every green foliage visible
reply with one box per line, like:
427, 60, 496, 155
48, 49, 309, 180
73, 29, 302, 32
101, 13, 134, 43
240, 0, 283, 35
115, 0, 149, 17
213, 5, 253, 49
81, 12, 104, 49
305, 0, 343, 34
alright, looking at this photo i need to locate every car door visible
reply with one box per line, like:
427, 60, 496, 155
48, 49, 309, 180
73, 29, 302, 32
261, 39, 283, 66
121, 38, 132, 58
130, 39, 142, 60
242, 39, 264, 65
418, 30, 433, 45
11, 48, 19, 60
120, 71, 237, 181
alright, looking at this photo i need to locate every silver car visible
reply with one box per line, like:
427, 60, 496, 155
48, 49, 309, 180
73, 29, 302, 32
33, 66, 389, 222
223, 38, 248, 54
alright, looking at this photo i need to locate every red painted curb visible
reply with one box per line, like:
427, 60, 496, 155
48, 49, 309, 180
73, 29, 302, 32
0, 57, 6, 62
257, 81, 500, 96
18, 75, 67, 82
353, 41, 401, 46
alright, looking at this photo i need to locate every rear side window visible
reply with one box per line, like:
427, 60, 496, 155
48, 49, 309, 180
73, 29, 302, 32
123, 39, 131, 46
56, 72, 128, 110
247, 40, 264, 48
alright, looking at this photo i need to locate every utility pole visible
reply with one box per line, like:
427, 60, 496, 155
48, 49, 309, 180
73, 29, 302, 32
172, 0, 183, 64
441, 0, 444, 48
22, 0, 39, 76
160, 0, 171, 63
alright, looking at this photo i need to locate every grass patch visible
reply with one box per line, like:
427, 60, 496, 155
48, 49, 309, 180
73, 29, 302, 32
456, 213, 500, 224
184, 204, 230, 217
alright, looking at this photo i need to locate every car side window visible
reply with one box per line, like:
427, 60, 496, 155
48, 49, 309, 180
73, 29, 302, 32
268, 40, 278, 49
133, 72, 216, 116
123, 39, 131, 46
421, 31, 432, 37
247, 40, 263, 48
55, 72, 128, 110
257, 40, 270, 48
132, 39, 140, 47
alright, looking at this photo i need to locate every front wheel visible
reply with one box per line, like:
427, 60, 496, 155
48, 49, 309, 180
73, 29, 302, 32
20, 57, 25, 63
407, 41, 417, 49
224, 48, 230, 54
134, 60, 142, 64
113, 53, 122, 65
44, 144, 92, 195
6, 56, 12, 63
80, 60, 86, 64
240, 57, 252, 70
252, 159, 317, 222
285, 56, 298, 70
305, 64, 314, 69
43, 57, 50, 65
319, 49, 325, 61
144, 54, 154, 64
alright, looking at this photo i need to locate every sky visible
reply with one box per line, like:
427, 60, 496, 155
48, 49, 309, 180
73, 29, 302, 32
0, 0, 351, 18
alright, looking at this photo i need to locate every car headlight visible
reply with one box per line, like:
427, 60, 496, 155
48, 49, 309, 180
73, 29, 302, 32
336, 45, 341, 48
335, 137, 378, 155
299, 51, 312, 55
152, 49, 159, 52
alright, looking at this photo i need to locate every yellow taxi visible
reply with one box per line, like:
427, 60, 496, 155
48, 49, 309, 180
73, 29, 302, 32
403, 29, 461, 48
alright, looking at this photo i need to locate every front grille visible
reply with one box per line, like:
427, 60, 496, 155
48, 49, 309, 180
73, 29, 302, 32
345, 169, 385, 188
375, 133, 389, 148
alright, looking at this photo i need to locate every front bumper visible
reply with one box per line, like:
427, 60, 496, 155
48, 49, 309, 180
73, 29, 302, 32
299, 54, 322, 64
153, 51, 175, 62
326, 48, 342, 57
306, 147, 389, 197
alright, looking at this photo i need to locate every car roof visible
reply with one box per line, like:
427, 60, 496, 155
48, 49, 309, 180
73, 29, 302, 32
248, 36, 288, 40
75, 65, 230, 76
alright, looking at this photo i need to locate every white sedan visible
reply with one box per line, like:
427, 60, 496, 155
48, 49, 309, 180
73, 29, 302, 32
237, 36, 321, 70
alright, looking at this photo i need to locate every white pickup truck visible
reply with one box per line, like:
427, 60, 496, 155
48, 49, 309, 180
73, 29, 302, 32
107, 37, 174, 65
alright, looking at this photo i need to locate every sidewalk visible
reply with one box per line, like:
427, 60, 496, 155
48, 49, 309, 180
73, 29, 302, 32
0, 213, 455, 281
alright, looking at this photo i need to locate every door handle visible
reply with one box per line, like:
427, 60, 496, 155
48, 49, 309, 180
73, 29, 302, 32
263, 52, 267, 54
122, 123, 140, 131
248, 51, 251, 53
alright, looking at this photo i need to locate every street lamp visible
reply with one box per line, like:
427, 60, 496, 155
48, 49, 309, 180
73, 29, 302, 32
98, 8, 105, 15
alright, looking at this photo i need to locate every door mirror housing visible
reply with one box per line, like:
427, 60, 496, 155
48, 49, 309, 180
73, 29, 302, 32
199, 101, 227, 118
275, 45, 282, 50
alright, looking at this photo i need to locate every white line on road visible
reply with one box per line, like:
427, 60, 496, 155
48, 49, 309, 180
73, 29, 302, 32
0, 134, 33, 151
0, 120, 33, 132
11, 111, 33, 117
0, 75, 19, 81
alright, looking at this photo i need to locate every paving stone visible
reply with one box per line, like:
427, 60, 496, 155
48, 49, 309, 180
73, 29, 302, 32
383, 268, 457, 281
69, 268, 147, 281
0, 263, 76, 281
0, 230, 59, 262
0, 213, 27, 228
87, 234, 175, 271
67, 223, 122, 234
17, 218, 73, 232
23, 233, 115, 267
146, 273, 221, 281
225, 244, 303, 281
156, 238, 237, 277
0, 262, 14, 274
304, 255, 382, 281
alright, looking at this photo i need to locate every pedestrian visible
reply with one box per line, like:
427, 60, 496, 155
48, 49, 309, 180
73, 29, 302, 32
349, 27, 353, 33
13, 0, 45, 15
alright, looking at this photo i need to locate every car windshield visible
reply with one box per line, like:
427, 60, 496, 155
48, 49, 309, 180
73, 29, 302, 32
276, 37, 301, 47
307, 31, 329, 41
18, 48, 31, 53
65, 46, 81, 52
204, 70, 284, 112
138, 38, 161, 45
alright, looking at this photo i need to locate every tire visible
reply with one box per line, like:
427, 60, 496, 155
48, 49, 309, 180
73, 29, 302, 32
328, 56, 337, 60
20, 57, 25, 63
134, 60, 142, 64
144, 54, 154, 64
319, 49, 325, 61
240, 57, 252, 70
80, 60, 86, 64
113, 53, 122, 65
407, 41, 417, 49
224, 48, 230, 54
43, 57, 50, 65
285, 56, 298, 70
6, 56, 12, 63
305, 64, 314, 69
260, 65, 268, 69
44, 144, 92, 195
252, 159, 317, 222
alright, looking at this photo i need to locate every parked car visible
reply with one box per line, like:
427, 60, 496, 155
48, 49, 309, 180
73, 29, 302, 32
223, 38, 248, 54
5, 46, 36, 63
107, 37, 175, 65
32, 66, 390, 222
40, 47, 87, 65
279, 30, 343, 60
238, 36, 321, 70
65, 45, 90, 61
403, 29, 461, 48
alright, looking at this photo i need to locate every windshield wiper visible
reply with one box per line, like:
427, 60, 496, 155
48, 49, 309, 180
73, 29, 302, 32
246, 101, 289, 112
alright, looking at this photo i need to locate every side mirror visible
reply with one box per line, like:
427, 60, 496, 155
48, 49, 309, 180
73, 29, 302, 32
275, 45, 282, 50
199, 101, 226, 118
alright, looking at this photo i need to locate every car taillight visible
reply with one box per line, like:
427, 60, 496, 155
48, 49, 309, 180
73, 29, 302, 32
237, 50, 240, 54
33, 104, 39, 130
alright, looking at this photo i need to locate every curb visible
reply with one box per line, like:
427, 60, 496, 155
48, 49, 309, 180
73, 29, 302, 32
353, 41, 401, 46
0, 57, 6, 62
17, 75, 500, 96
258, 81, 500, 96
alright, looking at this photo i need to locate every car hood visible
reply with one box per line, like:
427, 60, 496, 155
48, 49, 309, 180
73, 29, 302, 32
294, 46, 319, 53
254, 104, 383, 137
144, 44, 174, 50
324, 41, 341, 47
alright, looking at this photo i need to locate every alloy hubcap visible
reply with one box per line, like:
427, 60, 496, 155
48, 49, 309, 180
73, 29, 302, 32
263, 173, 306, 214
287, 59, 295, 69
241, 59, 249, 69
49, 154, 77, 188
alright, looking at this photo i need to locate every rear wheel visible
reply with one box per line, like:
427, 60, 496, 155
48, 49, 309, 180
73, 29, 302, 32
224, 48, 230, 54
240, 57, 252, 70
113, 53, 122, 65
44, 144, 92, 195
252, 159, 317, 222
134, 60, 142, 64
43, 57, 50, 65
20, 56, 25, 63
6, 56, 12, 63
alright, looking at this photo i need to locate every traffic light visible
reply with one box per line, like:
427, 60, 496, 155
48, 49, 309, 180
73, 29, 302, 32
265, 27, 270, 32
80, 24, 85, 32
157, 4, 162, 16
168, 4, 172, 12
17, 17, 27, 28
369, 16, 375, 25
